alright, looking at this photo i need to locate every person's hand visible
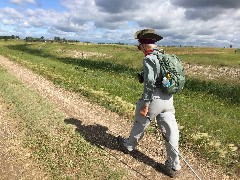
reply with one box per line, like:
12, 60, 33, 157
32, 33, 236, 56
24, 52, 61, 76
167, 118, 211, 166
140, 106, 148, 117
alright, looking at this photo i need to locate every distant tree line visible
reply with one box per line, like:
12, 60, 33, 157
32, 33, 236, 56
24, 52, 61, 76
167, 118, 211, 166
24, 36, 79, 43
0, 35, 20, 40
98, 42, 128, 45
0, 35, 80, 43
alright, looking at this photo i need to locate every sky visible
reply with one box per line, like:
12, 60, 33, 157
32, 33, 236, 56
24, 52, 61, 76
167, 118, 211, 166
0, 0, 240, 47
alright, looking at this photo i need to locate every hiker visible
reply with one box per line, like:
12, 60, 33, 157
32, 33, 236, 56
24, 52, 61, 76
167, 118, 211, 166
118, 29, 181, 178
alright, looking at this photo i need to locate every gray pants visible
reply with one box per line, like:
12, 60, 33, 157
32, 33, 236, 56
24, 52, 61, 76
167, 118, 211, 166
123, 89, 181, 170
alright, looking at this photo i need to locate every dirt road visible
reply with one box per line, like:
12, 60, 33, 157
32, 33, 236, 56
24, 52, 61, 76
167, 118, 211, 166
0, 55, 235, 179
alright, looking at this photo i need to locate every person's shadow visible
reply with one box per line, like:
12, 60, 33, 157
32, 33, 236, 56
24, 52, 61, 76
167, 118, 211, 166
64, 118, 166, 177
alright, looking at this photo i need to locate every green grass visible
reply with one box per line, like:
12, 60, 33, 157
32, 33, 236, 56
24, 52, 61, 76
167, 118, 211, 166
0, 66, 126, 179
176, 89, 239, 157
165, 46, 240, 67
0, 40, 239, 176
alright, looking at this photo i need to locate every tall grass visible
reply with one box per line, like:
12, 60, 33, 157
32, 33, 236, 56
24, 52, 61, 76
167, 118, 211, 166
0, 40, 239, 176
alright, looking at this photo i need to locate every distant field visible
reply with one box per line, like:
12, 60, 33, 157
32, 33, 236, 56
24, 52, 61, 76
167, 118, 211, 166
166, 46, 240, 67
0, 40, 239, 176
1, 40, 240, 68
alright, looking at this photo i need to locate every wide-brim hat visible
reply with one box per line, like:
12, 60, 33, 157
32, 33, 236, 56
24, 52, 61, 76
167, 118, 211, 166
134, 29, 163, 42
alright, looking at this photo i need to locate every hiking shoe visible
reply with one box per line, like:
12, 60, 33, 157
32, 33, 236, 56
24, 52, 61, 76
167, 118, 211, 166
117, 136, 132, 154
156, 163, 178, 178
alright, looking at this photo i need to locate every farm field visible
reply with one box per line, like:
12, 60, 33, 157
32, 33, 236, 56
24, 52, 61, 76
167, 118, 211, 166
0, 40, 239, 179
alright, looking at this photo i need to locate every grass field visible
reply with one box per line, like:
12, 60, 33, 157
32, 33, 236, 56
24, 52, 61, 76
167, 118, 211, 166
0, 40, 239, 176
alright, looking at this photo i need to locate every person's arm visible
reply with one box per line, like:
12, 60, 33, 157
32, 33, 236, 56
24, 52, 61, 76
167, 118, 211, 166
140, 56, 156, 116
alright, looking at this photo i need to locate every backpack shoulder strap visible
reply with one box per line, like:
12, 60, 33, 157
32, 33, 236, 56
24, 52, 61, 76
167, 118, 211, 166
155, 55, 161, 75
152, 51, 162, 75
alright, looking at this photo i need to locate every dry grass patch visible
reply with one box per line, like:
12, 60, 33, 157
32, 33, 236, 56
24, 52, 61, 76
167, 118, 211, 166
56, 49, 113, 59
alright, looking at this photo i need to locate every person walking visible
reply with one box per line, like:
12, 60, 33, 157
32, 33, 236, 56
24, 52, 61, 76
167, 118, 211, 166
118, 29, 181, 178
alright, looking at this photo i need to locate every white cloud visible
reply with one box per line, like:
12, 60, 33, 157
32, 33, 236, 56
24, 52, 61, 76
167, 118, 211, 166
2, 19, 15, 25
1, 7, 24, 19
0, 0, 239, 47
10, 0, 36, 5
26, 8, 63, 26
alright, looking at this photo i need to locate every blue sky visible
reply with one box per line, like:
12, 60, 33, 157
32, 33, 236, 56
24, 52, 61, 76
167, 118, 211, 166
0, 0, 240, 47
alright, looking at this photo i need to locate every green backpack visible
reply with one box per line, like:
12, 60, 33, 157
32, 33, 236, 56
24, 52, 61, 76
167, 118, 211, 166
155, 53, 185, 94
